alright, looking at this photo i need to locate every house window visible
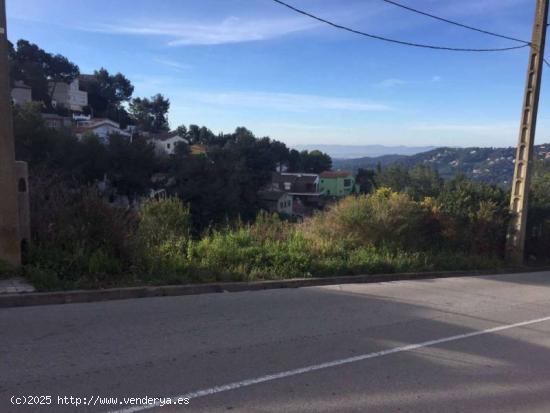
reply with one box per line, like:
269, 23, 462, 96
167, 143, 171, 149
344, 179, 352, 187
284, 182, 291, 191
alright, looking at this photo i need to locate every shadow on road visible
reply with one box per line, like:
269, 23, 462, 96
2, 271, 550, 412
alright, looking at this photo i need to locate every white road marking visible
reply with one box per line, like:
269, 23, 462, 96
109, 315, 550, 413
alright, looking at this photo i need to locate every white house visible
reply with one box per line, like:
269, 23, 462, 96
258, 190, 293, 216
49, 78, 88, 112
74, 118, 131, 142
147, 132, 189, 155
11, 81, 32, 105
41, 113, 72, 130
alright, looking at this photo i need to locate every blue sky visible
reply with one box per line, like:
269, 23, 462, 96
6, 0, 550, 147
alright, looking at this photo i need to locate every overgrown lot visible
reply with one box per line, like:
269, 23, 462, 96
8, 179, 515, 291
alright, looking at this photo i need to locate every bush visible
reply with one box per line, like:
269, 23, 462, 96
133, 197, 191, 277
190, 215, 311, 282
26, 177, 135, 289
436, 177, 510, 255
20, 178, 508, 291
526, 161, 550, 262
0, 259, 17, 279
302, 188, 435, 250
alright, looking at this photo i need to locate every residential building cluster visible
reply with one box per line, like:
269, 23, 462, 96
12, 76, 358, 216
259, 171, 359, 218
10, 77, 187, 154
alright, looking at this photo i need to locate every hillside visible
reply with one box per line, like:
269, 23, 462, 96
333, 144, 550, 186
292, 144, 436, 159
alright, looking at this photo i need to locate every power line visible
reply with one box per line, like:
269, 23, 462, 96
380, 0, 530, 45
271, 0, 530, 52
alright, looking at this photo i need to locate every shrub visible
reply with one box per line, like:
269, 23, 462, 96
20, 177, 509, 291
133, 197, 191, 276
247, 210, 293, 243
302, 188, 435, 250
26, 176, 135, 288
436, 177, 510, 255
526, 162, 550, 262
0, 259, 16, 279
190, 215, 311, 282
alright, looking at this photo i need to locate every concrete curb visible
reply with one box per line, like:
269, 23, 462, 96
1, 266, 549, 308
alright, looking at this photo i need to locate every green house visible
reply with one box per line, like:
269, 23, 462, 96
319, 171, 359, 197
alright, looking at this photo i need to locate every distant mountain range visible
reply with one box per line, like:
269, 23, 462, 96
292, 144, 437, 159
332, 144, 550, 186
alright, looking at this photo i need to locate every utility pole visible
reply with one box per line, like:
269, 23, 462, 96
507, 0, 549, 264
0, 0, 21, 267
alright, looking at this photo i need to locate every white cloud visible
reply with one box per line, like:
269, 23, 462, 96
153, 58, 191, 71
432, 75, 442, 82
86, 16, 318, 46
188, 91, 391, 112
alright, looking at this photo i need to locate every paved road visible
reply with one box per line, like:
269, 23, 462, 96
2, 271, 550, 413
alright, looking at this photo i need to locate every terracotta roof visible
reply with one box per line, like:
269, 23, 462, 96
320, 171, 353, 179
191, 144, 208, 154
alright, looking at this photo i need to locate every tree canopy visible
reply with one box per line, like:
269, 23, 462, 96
287, 150, 332, 174
129, 94, 170, 133
80, 68, 134, 126
10, 39, 80, 107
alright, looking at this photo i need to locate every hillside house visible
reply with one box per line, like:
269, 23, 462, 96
74, 118, 131, 142
258, 190, 293, 216
41, 113, 73, 130
11, 81, 32, 105
269, 172, 324, 217
319, 171, 359, 197
146, 132, 189, 155
49, 79, 88, 112
270, 172, 320, 194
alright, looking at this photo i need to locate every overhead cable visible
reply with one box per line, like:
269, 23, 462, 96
272, 0, 530, 52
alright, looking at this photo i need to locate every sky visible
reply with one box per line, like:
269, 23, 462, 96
6, 0, 550, 148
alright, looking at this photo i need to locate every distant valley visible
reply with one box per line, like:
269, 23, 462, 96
332, 144, 550, 186
292, 144, 437, 159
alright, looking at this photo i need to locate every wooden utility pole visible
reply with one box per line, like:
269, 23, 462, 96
0, 0, 21, 267
507, 0, 549, 264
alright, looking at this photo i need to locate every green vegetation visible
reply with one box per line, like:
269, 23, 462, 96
10, 39, 80, 108
13, 102, 332, 232
527, 161, 550, 260
335, 145, 550, 186
7, 38, 550, 291
21, 186, 509, 291
11, 101, 550, 292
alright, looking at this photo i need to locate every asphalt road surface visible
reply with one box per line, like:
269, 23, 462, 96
3, 271, 550, 413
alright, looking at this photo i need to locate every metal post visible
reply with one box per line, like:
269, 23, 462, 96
0, 0, 21, 267
507, 0, 549, 264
